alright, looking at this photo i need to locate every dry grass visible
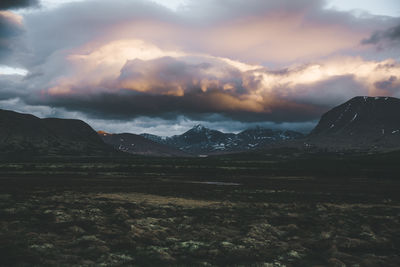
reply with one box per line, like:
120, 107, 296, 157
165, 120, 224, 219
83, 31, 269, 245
96, 193, 222, 208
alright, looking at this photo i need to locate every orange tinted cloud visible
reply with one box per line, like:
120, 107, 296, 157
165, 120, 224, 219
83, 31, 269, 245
97, 11, 366, 65
197, 12, 365, 63
20, 0, 399, 123
0, 11, 24, 27
43, 37, 400, 122
255, 57, 400, 97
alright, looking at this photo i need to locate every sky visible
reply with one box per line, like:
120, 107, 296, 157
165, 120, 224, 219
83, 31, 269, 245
0, 0, 399, 135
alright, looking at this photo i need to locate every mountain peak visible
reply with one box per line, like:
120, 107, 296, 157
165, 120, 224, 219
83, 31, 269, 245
350, 96, 392, 103
192, 124, 206, 132
309, 96, 400, 149
139, 123, 304, 154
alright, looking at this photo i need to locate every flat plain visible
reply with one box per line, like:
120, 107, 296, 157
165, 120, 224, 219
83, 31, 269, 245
1, 152, 399, 266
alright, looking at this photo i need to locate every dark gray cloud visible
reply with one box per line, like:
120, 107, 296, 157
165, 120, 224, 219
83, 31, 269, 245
35, 86, 328, 123
0, 13, 23, 61
0, 0, 37, 63
288, 75, 368, 107
362, 22, 400, 46
0, 0, 38, 10
23, 55, 327, 123
0, 74, 28, 101
374, 76, 399, 91
0, 16, 22, 38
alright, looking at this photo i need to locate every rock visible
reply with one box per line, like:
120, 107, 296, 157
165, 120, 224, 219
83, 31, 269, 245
52, 210, 73, 223
262, 261, 286, 267
69, 225, 85, 234
287, 250, 302, 259
220, 241, 234, 248
81, 260, 96, 266
320, 231, 332, 240
179, 241, 205, 252
29, 243, 54, 253
105, 253, 135, 265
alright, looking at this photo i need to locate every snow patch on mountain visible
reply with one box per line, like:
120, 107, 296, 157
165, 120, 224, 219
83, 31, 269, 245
141, 125, 304, 154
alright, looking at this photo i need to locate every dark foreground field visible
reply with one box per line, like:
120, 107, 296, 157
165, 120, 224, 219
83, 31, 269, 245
1, 152, 400, 266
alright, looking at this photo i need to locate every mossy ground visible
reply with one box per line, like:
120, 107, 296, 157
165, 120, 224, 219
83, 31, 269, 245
0, 154, 399, 266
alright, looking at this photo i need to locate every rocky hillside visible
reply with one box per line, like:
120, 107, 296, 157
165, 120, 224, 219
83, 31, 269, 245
98, 132, 190, 157
0, 109, 115, 158
141, 125, 304, 155
307, 96, 400, 150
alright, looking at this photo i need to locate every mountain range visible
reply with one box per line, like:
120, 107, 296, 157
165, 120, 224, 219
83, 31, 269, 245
1, 96, 400, 158
140, 125, 304, 155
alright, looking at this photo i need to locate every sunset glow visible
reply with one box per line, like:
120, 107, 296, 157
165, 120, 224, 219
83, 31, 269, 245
0, 0, 399, 134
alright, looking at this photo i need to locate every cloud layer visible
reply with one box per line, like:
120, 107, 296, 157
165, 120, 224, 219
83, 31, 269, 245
362, 22, 400, 48
0, 11, 25, 61
0, 0, 37, 62
36, 48, 400, 123
0, 0, 400, 135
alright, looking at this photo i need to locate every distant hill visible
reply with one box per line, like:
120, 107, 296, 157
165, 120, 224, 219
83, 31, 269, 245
0, 109, 115, 158
306, 96, 400, 150
98, 132, 190, 157
5, 95, 397, 158
141, 125, 304, 155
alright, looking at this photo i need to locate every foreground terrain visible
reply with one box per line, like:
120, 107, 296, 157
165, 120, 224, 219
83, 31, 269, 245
0, 152, 399, 266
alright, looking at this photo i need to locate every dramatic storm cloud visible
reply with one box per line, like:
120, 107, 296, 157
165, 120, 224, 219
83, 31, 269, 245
0, 0, 399, 135
0, 0, 38, 10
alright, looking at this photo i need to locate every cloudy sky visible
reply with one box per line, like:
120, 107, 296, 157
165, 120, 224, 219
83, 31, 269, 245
0, 0, 399, 135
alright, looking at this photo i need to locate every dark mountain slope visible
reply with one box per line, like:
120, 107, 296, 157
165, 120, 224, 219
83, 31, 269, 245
307, 96, 400, 150
141, 125, 304, 155
0, 109, 115, 157
99, 132, 190, 157
164, 125, 237, 154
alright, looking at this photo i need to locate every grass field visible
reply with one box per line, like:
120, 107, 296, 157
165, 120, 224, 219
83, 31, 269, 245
0, 152, 399, 266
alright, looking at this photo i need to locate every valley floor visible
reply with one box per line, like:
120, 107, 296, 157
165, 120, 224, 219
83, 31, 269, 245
0, 155, 399, 266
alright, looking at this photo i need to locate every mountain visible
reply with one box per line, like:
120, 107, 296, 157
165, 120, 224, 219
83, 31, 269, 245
98, 132, 190, 157
163, 125, 237, 154
307, 96, 400, 150
141, 125, 304, 155
0, 109, 115, 158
